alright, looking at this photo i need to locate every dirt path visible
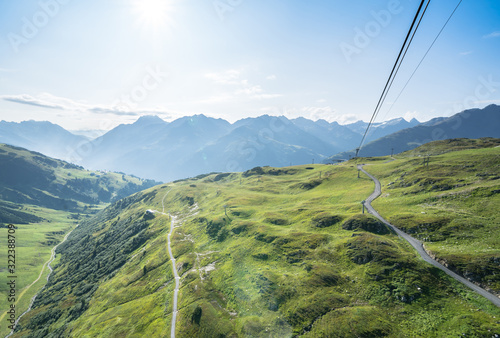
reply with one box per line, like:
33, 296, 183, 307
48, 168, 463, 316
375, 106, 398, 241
157, 189, 180, 338
5, 225, 77, 337
358, 164, 500, 308
167, 214, 180, 338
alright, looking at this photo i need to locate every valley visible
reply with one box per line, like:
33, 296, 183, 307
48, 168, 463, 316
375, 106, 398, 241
2, 1, 499, 336
0, 144, 160, 337
7, 139, 500, 337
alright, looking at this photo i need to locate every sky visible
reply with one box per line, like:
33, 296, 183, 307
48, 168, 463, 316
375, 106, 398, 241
0, 0, 499, 131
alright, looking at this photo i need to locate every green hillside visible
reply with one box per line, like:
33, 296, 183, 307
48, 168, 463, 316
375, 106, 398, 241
400, 137, 500, 156
11, 140, 500, 337
0, 144, 160, 337
0, 144, 160, 214
367, 138, 500, 294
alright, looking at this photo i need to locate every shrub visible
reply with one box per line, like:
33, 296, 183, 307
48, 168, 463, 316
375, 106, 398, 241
311, 213, 343, 228
342, 214, 390, 235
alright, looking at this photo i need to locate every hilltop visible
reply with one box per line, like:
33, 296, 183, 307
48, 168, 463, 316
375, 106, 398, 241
11, 139, 500, 337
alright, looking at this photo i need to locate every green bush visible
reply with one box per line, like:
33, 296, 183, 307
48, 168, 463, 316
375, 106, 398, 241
342, 214, 390, 234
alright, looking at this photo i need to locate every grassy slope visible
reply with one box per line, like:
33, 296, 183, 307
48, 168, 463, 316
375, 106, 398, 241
366, 139, 500, 294
13, 159, 500, 337
0, 208, 78, 336
0, 144, 159, 337
0, 144, 159, 210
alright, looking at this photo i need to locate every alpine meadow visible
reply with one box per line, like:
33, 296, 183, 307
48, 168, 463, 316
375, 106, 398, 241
1, 0, 500, 337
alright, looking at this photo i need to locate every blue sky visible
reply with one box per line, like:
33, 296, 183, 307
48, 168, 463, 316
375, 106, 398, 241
0, 0, 499, 131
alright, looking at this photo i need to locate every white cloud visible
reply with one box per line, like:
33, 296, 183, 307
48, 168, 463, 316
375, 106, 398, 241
0, 92, 173, 117
253, 93, 282, 100
335, 114, 359, 124
200, 94, 235, 104
204, 69, 281, 101
2, 93, 77, 110
317, 98, 327, 103
266, 74, 277, 80
283, 106, 333, 122
403, 110, 422, 121
235, 85, 263, 95
283, 106, 359, 124
301, 106, 336, 121
483, 31, 500, 39
205, 69, 242, 85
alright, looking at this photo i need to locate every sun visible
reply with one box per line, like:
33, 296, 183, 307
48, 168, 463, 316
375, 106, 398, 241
131, 0, 173, 30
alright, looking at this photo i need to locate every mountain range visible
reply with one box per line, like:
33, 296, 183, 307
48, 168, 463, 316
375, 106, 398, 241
1, 104, 499, 182
1, 114, 420, 182
326, 104, 500, 161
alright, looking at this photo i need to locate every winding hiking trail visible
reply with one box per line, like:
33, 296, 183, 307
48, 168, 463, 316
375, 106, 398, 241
167, 217, 180, 338
160, 190, 180, 338
5, 225, 78, 338
147, 190, 181, 337
358, 164, 500, 308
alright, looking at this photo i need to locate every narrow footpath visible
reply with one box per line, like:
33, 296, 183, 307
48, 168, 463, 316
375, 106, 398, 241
358, 164, 500, 308
160, 190, 180, 338
5, 225, 78, 338
167, 215, 180, 338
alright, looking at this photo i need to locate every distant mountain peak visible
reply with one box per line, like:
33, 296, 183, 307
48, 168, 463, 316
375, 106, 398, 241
134, 115, 166, 125
192, 113, 209, 119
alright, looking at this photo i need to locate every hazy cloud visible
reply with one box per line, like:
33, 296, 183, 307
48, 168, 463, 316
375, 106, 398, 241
403, 110, 422, 121
1, 93, 171, 117
335, 114, 359, 124
205, 69, 242, 85
204, 69, 282, 101
253, 93, 282, 100
235, 85, 263, 96
88, 107, 141, 116
483, 31, 500, 39
0, 68, 17, 72
286, 106, 360, 124
300, 106, 336, 122
200, 94, 235, 104
2, 93, 69, 110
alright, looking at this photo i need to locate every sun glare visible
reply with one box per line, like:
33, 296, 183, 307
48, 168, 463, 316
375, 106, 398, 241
132, 0, 172, 30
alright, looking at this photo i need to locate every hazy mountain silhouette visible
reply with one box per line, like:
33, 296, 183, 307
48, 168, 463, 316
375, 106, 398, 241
11, 110, 490, 182
291, 117, 361, 151
326, 104, 500, 161
0, 120, 87, 161
183, 115, 333, 175
79, 114, 232, 180
344, 117, 421, 144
